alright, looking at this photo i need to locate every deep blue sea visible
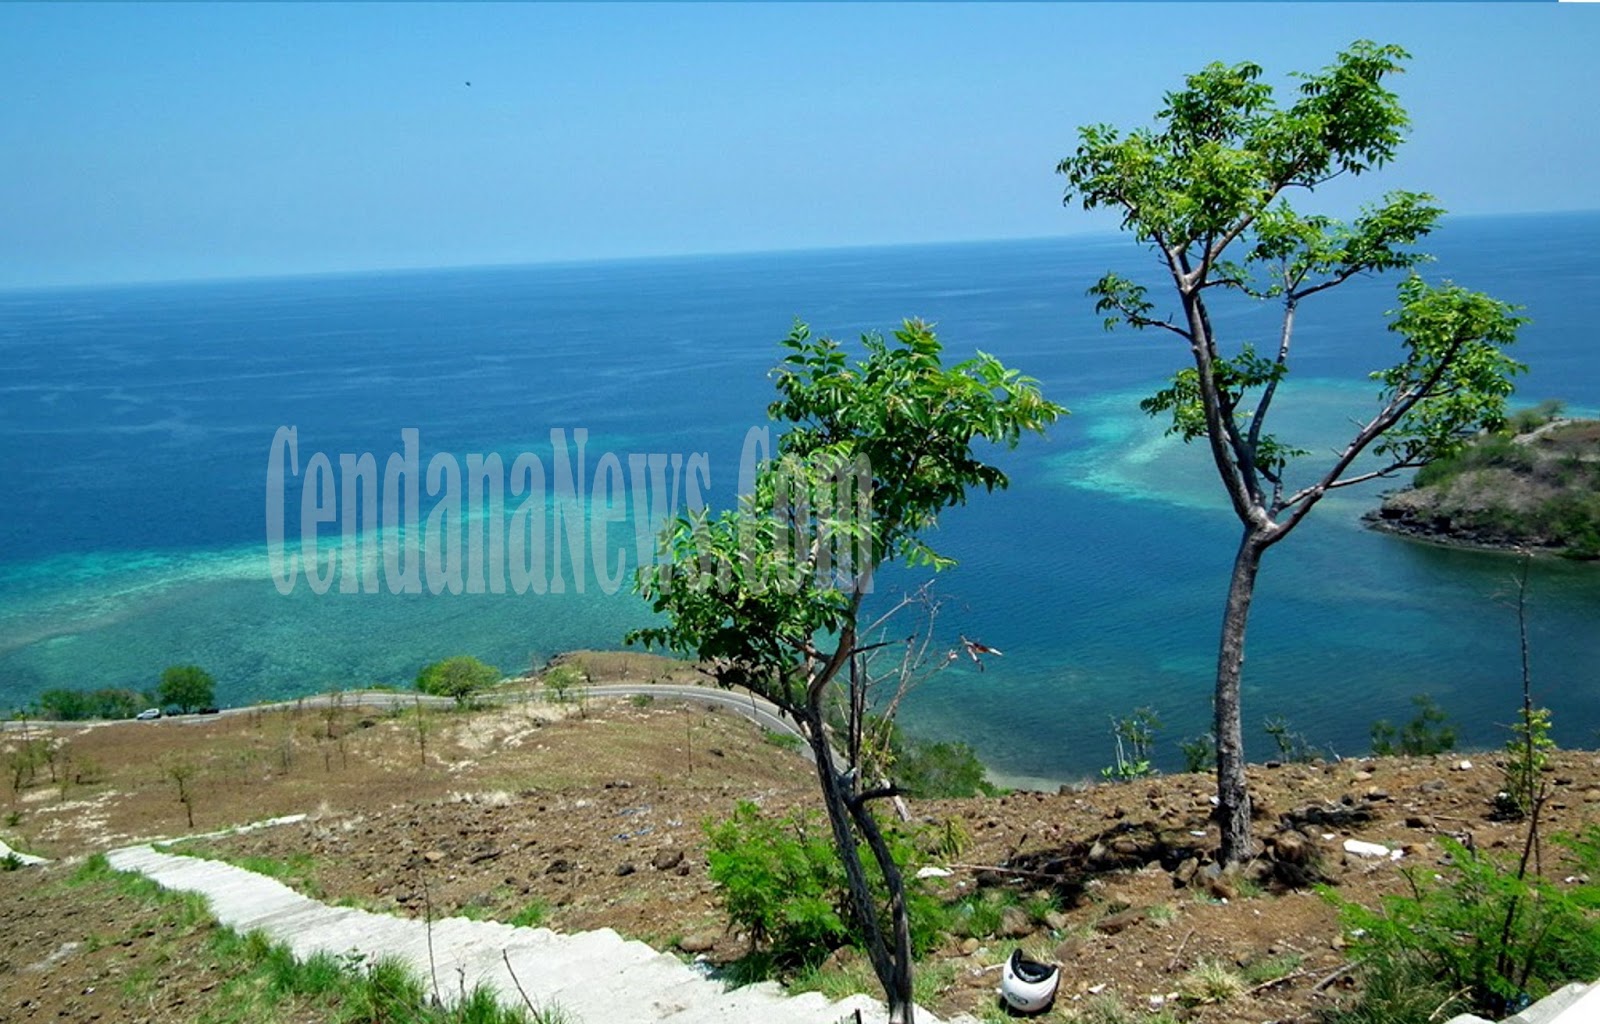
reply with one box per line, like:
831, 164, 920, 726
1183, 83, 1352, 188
2, 213, 1597, 785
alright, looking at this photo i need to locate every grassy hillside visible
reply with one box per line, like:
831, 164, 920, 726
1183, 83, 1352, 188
1370, 405, 1600, 558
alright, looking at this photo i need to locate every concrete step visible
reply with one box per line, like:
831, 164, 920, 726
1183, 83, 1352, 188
106, 838, 970, 1024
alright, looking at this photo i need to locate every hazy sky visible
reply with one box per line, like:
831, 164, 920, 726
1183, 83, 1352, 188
2, 3, 1595, 288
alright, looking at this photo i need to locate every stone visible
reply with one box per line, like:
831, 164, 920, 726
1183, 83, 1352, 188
1174, 858, 1200, 886
959, 937, 980, 955
1206, 876, 1238, 901
1095, 907, 1147, 935
677, 932, 719, 954
652, 849, 685, 871
1405, 815, 1435, 830
1053, 938, 1085, 962
1043, 911, 1071, 932
1270, 831, 1312, 865
999, 906, 1034, 938
614, 862, 636, 877
1342, 839, 1400, 861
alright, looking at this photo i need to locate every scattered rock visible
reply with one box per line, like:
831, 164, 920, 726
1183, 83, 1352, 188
614, 862, 636, 877
1095, 907, 1147, 935
677, 933, 719, 954
998, 906, 1034, 938
1342, 839, 1401, 861
959, 937, 980, 955
652, 849, 684, 871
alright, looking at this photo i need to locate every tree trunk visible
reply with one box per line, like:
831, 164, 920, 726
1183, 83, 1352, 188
1215, 530, 1265, 864
802, 710, 901, 1015
847, 794, 916, 1024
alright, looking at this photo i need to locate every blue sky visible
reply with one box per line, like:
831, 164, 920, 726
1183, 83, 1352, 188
1, 2, 1596, 288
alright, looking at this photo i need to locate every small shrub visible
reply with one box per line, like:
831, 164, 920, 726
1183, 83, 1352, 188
628, 693, 654, 709
706, 801, 945, 971
1263, 715, 1319, 763
1240, 951, 1302, 985
1023, 890, 1061, 925
1324, 950, 1464, 1024
1507, 399, 1565, 435
1329, 829, 1600, 1021
1499, 705, 1555, 820
1102, 707, 1160, 781
544, 665, 585, 705
1177, 732, 1216, 774
895, 733, 994, 797
948, 892, 1006, 939
762, 729, 803, 752
705, 801, 850, 966
1178, 959, 1245, 1005
510, 898, 549, 928
1371, 694, 1456, 756
931, 816, 970, 860
1146, 902, 1179, 927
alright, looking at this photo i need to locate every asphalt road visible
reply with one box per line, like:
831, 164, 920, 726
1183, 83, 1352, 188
6, 681, 811, 752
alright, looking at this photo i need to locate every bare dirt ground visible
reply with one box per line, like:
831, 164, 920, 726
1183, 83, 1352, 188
4, 652, 1599, 1023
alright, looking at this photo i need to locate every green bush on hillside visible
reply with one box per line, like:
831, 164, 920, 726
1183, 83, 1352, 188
415, 655, 500, 707
158, 665, 215, 714
705, 801, 944, 974
1370, 694, 1456, 757
1328, 829, 1600, 1023
37, 687, 145, 721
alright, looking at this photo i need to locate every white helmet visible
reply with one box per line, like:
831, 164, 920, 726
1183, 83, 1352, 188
1000, 948, 1061, 1014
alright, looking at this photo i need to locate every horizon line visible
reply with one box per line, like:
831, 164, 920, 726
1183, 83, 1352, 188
5, 207, 1596, 296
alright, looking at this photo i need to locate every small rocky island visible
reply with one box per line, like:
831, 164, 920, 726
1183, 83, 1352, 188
1367, 404, 1600, 559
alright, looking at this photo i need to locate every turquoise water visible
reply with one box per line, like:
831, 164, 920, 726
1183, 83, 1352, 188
2, 215, 1597, 782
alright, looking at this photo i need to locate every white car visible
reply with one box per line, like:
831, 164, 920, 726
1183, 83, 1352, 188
135, 708, 161, 720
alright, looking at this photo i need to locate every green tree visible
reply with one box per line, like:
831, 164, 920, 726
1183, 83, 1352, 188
37, 689, 90, 721
1058, 41, 1524, 863
157, 665, 216, 714
630, 319, 1062, 1023
414, 655, 500, 707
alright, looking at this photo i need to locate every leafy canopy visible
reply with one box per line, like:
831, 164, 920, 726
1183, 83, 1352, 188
157, 664, 215, 714
629, 319, 1063, 709
414, 655, 500, 707
1058, 39, 1524, 527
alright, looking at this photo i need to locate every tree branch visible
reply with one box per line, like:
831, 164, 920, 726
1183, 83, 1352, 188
1274, 333, 1468, 532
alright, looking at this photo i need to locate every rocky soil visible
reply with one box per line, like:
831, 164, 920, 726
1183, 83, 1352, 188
4, 663, 1600, 1023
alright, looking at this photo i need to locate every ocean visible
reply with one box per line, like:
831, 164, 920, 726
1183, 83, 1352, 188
2, 212, 1597, 785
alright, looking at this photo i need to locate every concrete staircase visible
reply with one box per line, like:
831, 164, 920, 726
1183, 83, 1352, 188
1446, 982, 1600, 1024
106, 841, 971, 1024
